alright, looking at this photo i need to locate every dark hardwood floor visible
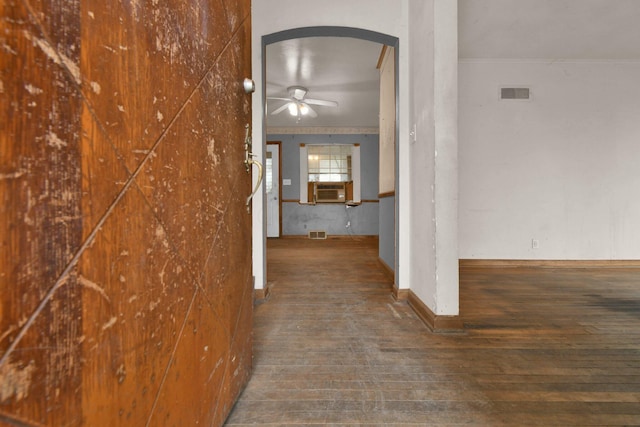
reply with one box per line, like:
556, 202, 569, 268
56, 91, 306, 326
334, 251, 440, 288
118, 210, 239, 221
225, 237, 640, 426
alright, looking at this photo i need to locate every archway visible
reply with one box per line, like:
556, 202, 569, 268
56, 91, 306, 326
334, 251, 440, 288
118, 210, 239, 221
255, 26, 400, 298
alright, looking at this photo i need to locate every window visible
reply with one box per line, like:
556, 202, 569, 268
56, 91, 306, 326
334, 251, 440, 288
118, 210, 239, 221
307, 145, 352, 183
299, 144, 361, 204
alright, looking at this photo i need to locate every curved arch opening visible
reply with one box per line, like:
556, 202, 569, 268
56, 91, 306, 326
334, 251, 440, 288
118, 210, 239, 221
257, 25, 400, 296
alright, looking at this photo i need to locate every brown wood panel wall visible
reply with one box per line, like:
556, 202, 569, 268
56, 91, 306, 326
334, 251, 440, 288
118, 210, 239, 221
1, 1, 252, 425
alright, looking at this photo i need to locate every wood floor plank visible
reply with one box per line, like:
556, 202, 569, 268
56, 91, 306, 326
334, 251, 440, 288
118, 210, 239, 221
225, 238, 640, 426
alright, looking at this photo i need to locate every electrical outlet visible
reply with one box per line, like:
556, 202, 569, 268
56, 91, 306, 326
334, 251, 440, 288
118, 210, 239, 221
532, 239, 539, 249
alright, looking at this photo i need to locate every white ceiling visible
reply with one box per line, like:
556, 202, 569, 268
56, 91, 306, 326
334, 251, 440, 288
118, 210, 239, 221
266, 37, 383, 129
265, 0, 640, 129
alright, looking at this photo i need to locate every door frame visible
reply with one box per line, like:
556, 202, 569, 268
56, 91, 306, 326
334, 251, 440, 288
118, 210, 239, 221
266, 141, 282, 238
253, 26, 401, 295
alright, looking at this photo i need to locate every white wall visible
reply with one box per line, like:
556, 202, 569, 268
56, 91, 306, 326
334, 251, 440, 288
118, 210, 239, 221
459, 60, 640, 259
409, 1, 437, 309
409, 0, 459, 315
251, 0, 411, 291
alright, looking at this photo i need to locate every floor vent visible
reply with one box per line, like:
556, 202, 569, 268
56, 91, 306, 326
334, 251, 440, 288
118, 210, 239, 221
308, 230, 327, 240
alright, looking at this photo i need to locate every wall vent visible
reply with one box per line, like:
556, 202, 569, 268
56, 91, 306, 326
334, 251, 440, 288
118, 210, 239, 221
501, 87, 531, 100
308, 230, 327, 240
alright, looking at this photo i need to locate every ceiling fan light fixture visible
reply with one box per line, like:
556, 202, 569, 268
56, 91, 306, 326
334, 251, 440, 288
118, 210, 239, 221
289, 86, 307, 100
267, 85, 336, 119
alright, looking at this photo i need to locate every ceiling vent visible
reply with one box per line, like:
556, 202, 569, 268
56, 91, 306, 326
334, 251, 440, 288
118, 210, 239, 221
501, 87, 531, 100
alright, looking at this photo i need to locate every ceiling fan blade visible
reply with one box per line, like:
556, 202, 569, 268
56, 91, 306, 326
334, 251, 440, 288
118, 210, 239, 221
267, 97, 292, 102
304, 104, 318, 118
270, 102, 290, 115
304, 98, 338, 107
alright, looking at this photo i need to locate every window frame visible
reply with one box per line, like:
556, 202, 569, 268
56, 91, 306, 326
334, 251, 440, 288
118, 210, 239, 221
299, 143, 360, 204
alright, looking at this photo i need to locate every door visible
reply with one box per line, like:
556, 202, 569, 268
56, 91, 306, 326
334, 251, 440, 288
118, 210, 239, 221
267, 142, 281, 237
0, 2, 252, 426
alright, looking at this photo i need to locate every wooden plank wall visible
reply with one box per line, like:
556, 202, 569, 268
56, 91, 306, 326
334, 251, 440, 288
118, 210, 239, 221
1, 1, 252, 425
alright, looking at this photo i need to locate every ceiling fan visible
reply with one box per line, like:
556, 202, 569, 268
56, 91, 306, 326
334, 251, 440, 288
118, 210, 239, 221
268, 86, 338, 118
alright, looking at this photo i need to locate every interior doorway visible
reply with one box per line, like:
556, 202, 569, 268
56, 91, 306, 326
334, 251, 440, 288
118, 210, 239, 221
254, 26, 400, 296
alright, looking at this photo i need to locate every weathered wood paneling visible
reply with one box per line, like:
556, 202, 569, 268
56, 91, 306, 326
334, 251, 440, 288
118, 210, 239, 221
79, 0, 233, 173
77, 186, 196, 426
1, 0, 252, 425
1, 1, 83, 424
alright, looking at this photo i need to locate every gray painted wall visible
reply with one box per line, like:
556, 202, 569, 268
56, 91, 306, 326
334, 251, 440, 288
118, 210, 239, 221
269, 133, 379, 236
283, 202, 379, 235
378, 195, 395, 270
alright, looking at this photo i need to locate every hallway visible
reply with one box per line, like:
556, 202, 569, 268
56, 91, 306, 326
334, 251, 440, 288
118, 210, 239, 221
226, 238, 640, 426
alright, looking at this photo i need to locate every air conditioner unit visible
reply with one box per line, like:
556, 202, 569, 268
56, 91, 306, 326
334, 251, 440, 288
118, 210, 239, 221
315, 182, 346, 203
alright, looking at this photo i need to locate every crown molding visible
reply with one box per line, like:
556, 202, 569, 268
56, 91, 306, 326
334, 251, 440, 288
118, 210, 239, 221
267, 127, 379, 135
